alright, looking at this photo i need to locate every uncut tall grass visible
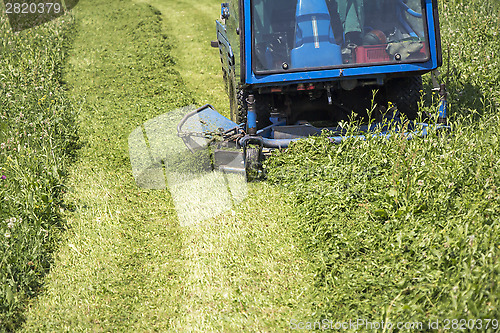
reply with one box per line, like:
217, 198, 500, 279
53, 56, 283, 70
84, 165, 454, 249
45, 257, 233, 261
266, 0, 499, 325
0, 13, 77, 330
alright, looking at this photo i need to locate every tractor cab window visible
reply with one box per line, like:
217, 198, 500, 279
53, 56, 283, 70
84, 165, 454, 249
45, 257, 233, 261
252, 0, 429, 73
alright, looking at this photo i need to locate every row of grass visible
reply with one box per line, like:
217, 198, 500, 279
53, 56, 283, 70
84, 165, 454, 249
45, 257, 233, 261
437, 0, 499, 112
20, 0, 315, 331
266, 0, 499, 328
0, 12, 77, 331
18, 0, 193, 330
267, 114, 499, 325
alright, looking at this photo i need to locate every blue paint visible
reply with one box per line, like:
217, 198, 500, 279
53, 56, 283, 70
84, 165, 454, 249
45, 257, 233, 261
398, 0, 422, 18
247, 106, 257, 132
290, 0, 342, 69
243, 0, 440, 86
438, 99, 447, 119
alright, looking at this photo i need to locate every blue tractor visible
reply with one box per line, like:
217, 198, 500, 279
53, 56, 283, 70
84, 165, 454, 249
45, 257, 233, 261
177, 0, 445, 179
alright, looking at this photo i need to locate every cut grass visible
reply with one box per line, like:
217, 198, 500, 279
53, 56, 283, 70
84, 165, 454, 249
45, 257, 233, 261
136, 0, 228, 116
140, 0, 316, 329
21, 1, 190, 330
172, 183, 315, 331
21, 0, 313, 331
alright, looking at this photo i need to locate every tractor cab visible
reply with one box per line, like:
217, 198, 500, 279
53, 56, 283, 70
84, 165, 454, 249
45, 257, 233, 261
253, 0, 430, 72
214, 0, 441, 128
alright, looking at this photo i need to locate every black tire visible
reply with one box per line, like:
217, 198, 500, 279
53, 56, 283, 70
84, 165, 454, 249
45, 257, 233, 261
385, 76, 423, 120
245, 147, 261, 181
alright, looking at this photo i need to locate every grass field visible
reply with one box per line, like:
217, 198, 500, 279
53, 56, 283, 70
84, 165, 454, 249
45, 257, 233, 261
0, 10, 77, 331
15, 0, 313, 331
266, 0, 499, 327
1, 0, 498, 331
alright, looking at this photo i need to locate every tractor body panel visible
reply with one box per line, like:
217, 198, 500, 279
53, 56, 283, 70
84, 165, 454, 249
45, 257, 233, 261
218, 0, 442, 87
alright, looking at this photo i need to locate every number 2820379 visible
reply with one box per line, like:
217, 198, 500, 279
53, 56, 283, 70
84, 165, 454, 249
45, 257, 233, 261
5, 2, 62, 15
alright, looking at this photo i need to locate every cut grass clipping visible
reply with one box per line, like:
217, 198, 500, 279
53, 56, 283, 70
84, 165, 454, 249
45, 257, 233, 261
19, 0, 312, 331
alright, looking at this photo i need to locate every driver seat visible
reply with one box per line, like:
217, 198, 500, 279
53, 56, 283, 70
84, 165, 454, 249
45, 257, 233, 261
291, 0, 343, 69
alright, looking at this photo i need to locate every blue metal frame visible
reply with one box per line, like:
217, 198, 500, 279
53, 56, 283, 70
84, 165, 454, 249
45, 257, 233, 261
243, 119, 444, 149
244, 0, 440, 86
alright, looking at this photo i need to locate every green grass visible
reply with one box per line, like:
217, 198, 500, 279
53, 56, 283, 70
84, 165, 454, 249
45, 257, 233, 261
6, 0, 499, 331
437, 0, 499, 114
266, 0, 500, 328
267, 117, 499, 326
138, 0, 229, 115
19, 0, 313, 331
0, 11, 77, 331
17, 0, 191, 330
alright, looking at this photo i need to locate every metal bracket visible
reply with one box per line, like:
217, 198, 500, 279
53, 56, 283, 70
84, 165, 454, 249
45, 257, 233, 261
431, 69, 441, 91
221, 3, 230, 20
240, 135, 264, 150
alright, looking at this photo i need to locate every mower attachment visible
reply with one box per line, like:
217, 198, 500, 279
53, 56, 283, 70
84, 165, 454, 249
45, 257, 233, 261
177, 104, 242, 152
177, 101, 450, 181
129, 105, 248, 226
177, 104, 248, 175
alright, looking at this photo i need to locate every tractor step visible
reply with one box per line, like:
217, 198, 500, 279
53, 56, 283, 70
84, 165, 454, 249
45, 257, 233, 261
213, 149, 245, 174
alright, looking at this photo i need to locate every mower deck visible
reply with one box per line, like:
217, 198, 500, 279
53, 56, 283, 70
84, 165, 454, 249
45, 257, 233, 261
177, 104, 448, 179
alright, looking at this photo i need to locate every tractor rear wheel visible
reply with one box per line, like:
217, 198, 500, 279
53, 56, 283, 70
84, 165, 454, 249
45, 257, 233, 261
385, 76, 423, 120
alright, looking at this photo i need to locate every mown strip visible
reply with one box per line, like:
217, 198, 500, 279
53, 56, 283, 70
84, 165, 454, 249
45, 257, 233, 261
21, 0, 314, 331
0, 11, 77, 331
136, 0, 316, 330
20, 0, 193, 331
